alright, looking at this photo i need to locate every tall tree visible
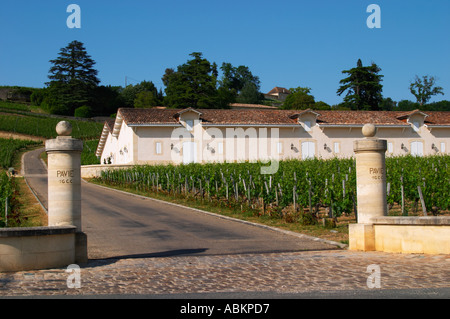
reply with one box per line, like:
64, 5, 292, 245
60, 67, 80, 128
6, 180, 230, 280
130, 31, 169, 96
409, 75, 444, 106
48, 40, 99, 85
120, 80, 160, 107
220, 64, 260, 93
46, 40, 100, 115
337, 59, 383, 110
236, 82, 263, 104
281, 87, 315, 110
134, 91, 159, 108
379, 97, 397, 111
220, 63, 262, 104
163, 52, 220, 108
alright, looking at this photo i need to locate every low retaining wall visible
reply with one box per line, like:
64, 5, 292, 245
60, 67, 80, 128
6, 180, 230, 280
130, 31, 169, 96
349, 216, 450, 254
0, 226, 76, 272
81, 164, 135, 178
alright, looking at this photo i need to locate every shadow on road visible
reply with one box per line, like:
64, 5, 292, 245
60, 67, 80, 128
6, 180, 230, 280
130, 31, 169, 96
85, 248, 209, 267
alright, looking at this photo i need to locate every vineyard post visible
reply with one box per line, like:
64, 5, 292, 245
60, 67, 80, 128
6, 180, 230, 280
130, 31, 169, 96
349, 124, 387, 251
275, 186, 278, 206
401, 176, 405, 216
248, 181, 251, 204
308, 179, 312, 213
293, 185, 296, 211
417, 186, 427, 216
225, 182, 229, 200
5, 197, 8, 227
386, 182, 390, 214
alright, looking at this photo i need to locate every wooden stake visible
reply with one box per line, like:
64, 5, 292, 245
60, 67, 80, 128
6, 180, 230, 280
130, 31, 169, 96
417, 186, 427, 216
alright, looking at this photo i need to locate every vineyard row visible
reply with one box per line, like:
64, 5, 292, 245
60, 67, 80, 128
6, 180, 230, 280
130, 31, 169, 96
95, 155, 450, 217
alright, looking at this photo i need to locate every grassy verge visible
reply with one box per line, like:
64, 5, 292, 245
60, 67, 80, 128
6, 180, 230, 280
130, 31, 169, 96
88, 178, 351, 244
0, 143, 47, 228
9, 177, 47, 227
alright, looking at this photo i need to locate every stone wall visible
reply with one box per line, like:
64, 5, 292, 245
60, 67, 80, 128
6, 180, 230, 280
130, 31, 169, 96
81, 164, 136, 178
350, 216, 450, 254
0, 87, 32, 102
0, 226, 76, 272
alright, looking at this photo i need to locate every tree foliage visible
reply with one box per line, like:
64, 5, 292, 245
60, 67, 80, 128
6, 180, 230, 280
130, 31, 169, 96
134, 91, 159, 108
163, 53, 263, 108
163, 52, 220, 108
409, 75, 444, 106
120, 80, 162, 108
236, 82, 263, 104
282, 87, 315, 110
48, 40, 99, 86
337, 59, 383, 110
220, 63, 262, 104
46, 40, 100, 115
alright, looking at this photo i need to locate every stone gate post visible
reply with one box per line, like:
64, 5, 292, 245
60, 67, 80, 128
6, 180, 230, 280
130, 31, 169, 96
349, 124, 387, 251
45, 121, 87, 262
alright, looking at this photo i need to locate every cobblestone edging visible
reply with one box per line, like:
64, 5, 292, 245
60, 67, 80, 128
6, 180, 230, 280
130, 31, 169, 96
0, 250, 448, 297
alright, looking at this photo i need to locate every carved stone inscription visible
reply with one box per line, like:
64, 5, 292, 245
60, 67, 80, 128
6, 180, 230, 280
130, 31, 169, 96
57, 169, 74, 184
369, 167, 385, 181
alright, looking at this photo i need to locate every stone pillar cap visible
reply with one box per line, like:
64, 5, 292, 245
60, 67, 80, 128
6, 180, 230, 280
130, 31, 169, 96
353, 124, 387, 153
45, 121, 83, 152
362, 123, 377, 138
46, 138, 83, 152
56, 121, 73, 136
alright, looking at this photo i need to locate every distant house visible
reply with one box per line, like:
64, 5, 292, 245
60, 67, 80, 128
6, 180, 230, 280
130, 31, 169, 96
95, 108, 450, 166
264, 87, 291, 102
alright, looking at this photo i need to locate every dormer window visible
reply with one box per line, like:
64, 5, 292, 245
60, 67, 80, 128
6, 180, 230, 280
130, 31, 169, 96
396, 110, 428, 133
289, 109, 319, 131
304, 121, 311, 131
174, 108, 202, 132
186, 120, 194, 131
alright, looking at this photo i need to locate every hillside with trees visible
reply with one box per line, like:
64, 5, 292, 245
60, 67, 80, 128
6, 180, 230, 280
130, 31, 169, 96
1, 43, 449, 116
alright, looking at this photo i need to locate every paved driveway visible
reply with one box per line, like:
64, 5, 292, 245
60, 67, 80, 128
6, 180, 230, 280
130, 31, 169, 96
23, 148, 341, 260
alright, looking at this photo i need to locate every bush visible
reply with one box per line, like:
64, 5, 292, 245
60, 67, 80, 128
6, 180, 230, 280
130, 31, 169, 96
74, 105, 93, 118
30, 88, 48, 106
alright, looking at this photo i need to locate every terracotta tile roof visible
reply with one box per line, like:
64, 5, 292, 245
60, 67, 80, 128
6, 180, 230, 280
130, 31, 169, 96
119, 108, 180, 125
104, 119, 115, 132
200, 109, 298, 125
266, 87, 291, 95
117, 108, 450, 126
316, 111, 409, 126
394, 109, 428, 119
422, 111, 450, 126
229, 103, 278, 109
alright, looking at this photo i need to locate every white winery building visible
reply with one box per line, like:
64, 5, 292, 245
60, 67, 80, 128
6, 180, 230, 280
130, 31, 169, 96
95, 108, 450, 166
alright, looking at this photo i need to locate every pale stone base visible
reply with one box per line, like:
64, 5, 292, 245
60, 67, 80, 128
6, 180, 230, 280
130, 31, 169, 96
349, 217, 450, 255
75, 232, 88, 263
349, 224, 375, 251
0, 227, 77, 272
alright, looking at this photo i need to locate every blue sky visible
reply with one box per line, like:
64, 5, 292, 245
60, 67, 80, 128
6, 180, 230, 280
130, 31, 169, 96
1, 0, 449, 106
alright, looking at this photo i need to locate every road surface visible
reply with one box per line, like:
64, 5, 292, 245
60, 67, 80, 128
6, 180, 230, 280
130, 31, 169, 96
23, 148, 341, 260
